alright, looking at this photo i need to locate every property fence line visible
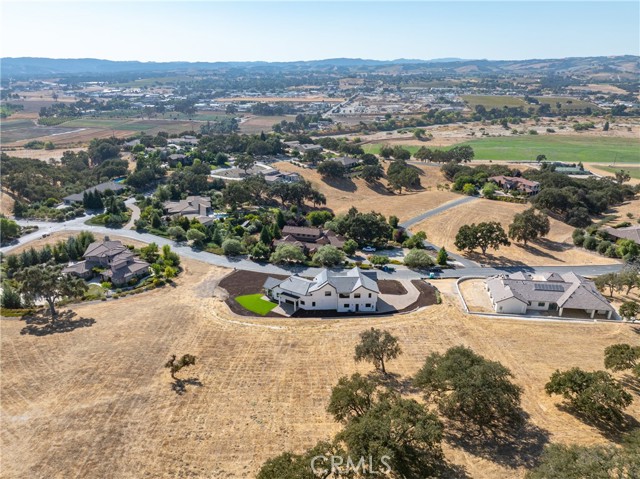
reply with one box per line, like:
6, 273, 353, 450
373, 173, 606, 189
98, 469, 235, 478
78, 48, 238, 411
455, 276, 626, 325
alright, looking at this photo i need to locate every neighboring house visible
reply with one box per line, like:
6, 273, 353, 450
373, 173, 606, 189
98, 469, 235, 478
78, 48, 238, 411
485, 271, 614, 319
488, 176, 540, 196
603, 225, 640, 245
284, 141, 323, 154
262, 169, 302, 184
63, 239, 150, 286
264, 267, 379, 313
167, 153, 188, 167
275, 226, 346, 254
333, 156, 360, 168
63, 181, 126, 205
163, 196, 212, 224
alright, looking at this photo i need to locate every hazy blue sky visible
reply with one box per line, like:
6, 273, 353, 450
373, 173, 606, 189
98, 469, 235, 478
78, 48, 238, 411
2, 1, 639, 62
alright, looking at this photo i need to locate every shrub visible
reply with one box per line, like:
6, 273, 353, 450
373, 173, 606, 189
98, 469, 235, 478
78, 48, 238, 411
404, 249, 434, 269
582, 236, 598, 251
221, 239, 244, 256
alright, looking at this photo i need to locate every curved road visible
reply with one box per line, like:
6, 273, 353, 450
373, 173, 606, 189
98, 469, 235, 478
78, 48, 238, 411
1, 199, 624, 280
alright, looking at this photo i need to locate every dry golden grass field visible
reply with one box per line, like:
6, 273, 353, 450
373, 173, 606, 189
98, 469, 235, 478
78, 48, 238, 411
411, 198, 630, 266
2, 251, 639, 479
273, 161, 459, 221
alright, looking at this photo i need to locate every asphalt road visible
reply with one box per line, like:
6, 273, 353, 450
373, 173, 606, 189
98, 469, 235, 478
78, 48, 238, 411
2, 198, 624, 280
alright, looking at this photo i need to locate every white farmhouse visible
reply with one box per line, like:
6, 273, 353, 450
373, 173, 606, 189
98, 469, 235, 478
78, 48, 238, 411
485, 271, 614, 319
263, 267, 379, 313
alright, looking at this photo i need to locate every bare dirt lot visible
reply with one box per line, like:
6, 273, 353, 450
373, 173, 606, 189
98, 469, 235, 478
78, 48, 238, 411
2, 255, 638, 479
273, 161, 459, 221
411, 198, 624, 266
458, 278, 501, 313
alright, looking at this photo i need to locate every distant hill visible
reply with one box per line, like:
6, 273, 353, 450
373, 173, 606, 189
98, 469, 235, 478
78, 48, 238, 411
1, 55, 638, 78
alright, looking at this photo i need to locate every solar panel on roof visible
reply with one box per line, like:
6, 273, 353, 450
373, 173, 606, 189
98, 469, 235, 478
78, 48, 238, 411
534, 283, 565, 292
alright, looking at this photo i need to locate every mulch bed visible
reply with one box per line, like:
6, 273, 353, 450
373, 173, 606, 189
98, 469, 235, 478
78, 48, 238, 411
378, 280, 408, 295
398, 280, 438, 312
218, 271, 439, 318
218, 270, 288, 317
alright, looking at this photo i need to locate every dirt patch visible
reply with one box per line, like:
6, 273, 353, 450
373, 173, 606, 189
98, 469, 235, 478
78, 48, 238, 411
458, 278, 495, 313
378, 279, 408, 295
407, 280, 438, 310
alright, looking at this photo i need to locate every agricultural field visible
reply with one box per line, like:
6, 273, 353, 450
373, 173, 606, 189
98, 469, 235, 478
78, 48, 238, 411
273, 161, 460, 221
239, 115, 294, 134
1, 118, 200, 148
0, 119, 79, 143
457, 135, 640, 164
461, 95, 597, 113
2, 251, 638, 479
410, 197, 626, 267
461, 95, 528, 109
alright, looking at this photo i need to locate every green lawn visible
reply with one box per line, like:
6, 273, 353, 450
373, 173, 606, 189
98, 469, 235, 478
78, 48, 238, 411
362, 144, 423, 155
457, 136, 640, 164
235, 294, 278, 316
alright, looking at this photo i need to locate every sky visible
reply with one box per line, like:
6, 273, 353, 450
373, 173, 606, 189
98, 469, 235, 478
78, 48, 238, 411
1, 1, 639, 62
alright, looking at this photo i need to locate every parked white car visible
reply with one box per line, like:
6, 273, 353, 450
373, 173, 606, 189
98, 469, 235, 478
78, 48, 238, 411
362, 246, 376, 253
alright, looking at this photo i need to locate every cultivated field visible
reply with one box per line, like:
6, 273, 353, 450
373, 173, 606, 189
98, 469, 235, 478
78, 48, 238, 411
273, 161, 460, 221
461, 95, 597, 113
239, 115, 294, 134
1, 118, 199, 148
410, 198, 625, 266
458, 135, 640, 164
2, 252, 638, 479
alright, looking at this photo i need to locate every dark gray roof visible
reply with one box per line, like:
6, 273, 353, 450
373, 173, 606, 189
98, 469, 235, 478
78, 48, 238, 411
267, 267, 379, 297
62, 261, 92, 275
487, 272, 613, 312
63, 181, 126, 203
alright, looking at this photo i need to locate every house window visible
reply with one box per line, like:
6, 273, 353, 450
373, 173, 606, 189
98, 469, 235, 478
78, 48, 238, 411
365, 304, 371, 308
325, 291, 331, 296
538, 302, 546, 307
354, 293, 361, 298
344, 304, 349, 308
339, 293, 350, 299
301, 301, 305, 305
368, 293, 372, 298
312, 302, 316, 307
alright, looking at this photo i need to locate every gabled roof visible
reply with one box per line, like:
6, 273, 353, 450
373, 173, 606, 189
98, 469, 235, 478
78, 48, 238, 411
311, 267, 379, 294
266, 267, 379, 297
604, 225, 640, 244
486, 272, 613, 313
84, 240, 128, 259
282, 225, 323, 237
